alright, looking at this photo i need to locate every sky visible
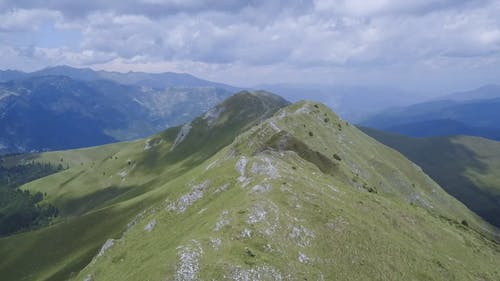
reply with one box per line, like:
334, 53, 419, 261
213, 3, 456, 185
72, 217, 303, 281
0, 0, 500, 94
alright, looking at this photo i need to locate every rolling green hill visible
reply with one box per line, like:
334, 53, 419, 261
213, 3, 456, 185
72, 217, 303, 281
0, 92, 499, 281
361, 127, 500, 228
0, 91, 289, 281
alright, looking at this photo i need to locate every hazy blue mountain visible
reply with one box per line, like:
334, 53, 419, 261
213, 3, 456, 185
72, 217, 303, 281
0, 75, 233, 154
361, 90, 500, 140
32, 65, 238, 91
384, 119, 500, 140
0, 70, 27, 82
32, 66, 101, 81
442, 84, 500, 101
257, 83, 430, 123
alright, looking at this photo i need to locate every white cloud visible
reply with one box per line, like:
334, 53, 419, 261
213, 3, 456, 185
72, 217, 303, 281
0, 0, 499, 93
0, 9, 61, 32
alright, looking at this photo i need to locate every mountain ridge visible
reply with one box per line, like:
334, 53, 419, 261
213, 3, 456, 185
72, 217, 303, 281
1, 92, 499, 281
1, 65, 239, 92
0, 91, 289, 281
74, 98, 500, 280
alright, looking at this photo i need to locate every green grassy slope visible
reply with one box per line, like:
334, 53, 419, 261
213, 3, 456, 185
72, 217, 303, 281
1, 95, 499, 281
0, 91, 288, 281
72, 101, 500, 280
361, 127, 500, 228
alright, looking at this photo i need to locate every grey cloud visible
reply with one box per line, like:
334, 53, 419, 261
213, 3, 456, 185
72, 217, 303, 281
313, 0, 489, 17
0, 0, 499, 93
0, 8, 61, 32
0, 0, 485, 19
3, 0, 499, 67
0, 0, 309, 19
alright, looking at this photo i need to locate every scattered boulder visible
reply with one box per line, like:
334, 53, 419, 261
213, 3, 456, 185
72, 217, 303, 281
97, 239, 115, 258
144, 219, 156, 232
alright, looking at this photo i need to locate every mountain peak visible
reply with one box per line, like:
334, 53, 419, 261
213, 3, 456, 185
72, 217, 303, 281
199, 90, 289, 127
40, 65, 92, 71
70, 96, 500, 280
136, 90, 289, 170
33, 65, 101, 81
223, 90, 289, 106
2, 93, 499, 280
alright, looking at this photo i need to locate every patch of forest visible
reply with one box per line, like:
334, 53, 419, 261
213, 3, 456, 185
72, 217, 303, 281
0, 161, 63, 236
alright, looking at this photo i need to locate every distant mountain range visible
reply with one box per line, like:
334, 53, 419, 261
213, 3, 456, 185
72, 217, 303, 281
3, 65, 500, 154
441, 84, 500, 101
361, 85, 500, 140
0, 65, 238, 91
0, 70, 25, 82
258, 83, 431, 123
0, 66, 239, 154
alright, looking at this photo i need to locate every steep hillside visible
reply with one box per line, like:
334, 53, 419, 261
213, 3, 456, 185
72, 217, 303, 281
0, 160, 62, 236
1, 94, 499, 281
0, 91, 289, 281
71, 100, 499, 281
0, 75, 233, 154
362, 127, 500, 228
